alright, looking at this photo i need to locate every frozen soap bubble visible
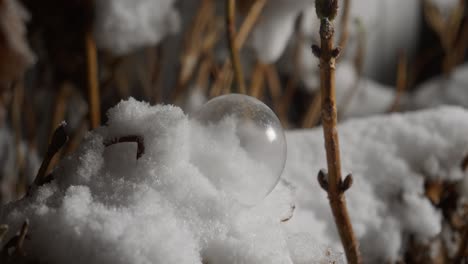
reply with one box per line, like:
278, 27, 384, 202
191, 94, 287, 206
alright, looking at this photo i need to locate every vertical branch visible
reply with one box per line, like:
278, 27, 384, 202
85, 27, 101, 129
313, 1, 361, 263
226, 0, 246, 94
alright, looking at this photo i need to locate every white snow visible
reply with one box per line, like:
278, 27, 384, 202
0, 98, 342, 264
412, 63, 468, 109
94, 0, 180, 55
283, 106, 468, 262
2, 98, 467, 263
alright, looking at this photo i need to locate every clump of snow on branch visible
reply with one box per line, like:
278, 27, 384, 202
283, 106, 468, 262
94, 0, 180, 55
0, 99, 342, 264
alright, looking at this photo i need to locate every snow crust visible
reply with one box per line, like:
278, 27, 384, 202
94, 0, 180, 55
2, 98, 467, 263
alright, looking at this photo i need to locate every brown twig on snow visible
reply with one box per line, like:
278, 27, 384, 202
104, 135, 145, 160
313, 1, 361, 263
226, 0, 246, 94
32, 122, 68, 187
249, 61, 265, 99
388, 51, 408, 113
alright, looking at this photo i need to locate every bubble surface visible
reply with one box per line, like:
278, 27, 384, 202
192, 94, 287, 206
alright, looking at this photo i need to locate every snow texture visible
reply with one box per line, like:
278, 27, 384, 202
1, 98, 341, 264
2, 99, 467, 263
412, 63, 468, 109
94, 0, 180, 55
283, 106, 468, 262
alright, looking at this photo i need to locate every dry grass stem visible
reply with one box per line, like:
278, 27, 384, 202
263, 64, 282, 112
314, 1, 361, 263
337, 0, 351, 51
226, 0, 246, 94
302, 91, 322, 128
85, 30, 101, 129
32, 122, 68, 187
248, 61, 265, 99
388, 52, 408, 112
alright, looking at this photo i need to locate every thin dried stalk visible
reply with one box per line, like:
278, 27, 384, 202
388, 52, 408, 112
211, 0, 265, 96
32, 122, 68, 187
314, 1, 361, 263
85, 30, 101, 129
263, 64, 282, 113
301, 91, 321, 128
226, 0, 246, 93
337, 0, 351, 50
172, 0, 214, 102
279, 15, 304, 125
249, 61, 265, 99
339, 19, 366, 116
235, 0, 267, 49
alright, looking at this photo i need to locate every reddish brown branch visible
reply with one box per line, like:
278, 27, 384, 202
104, 135, 145, 159
314, 1, 361, 263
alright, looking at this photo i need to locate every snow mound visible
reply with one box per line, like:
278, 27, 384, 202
94, 0, 180, 55
284, 106, 468, 262
0, 98, 341, 264
412, 63, 468, 109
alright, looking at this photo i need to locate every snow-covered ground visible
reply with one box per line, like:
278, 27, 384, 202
1, 99, 468, 263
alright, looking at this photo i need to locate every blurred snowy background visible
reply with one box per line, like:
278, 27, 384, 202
0, 0, 467, 263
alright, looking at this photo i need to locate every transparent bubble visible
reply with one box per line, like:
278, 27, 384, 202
192, 94, 287, 206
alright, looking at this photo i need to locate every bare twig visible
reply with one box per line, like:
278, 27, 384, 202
313, 1, 361, 263
104, 135, 145, 159
85, 30, 101, 129
226, 0, 246, 94
32, 122, 68, 187
2, 220, 29, 257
